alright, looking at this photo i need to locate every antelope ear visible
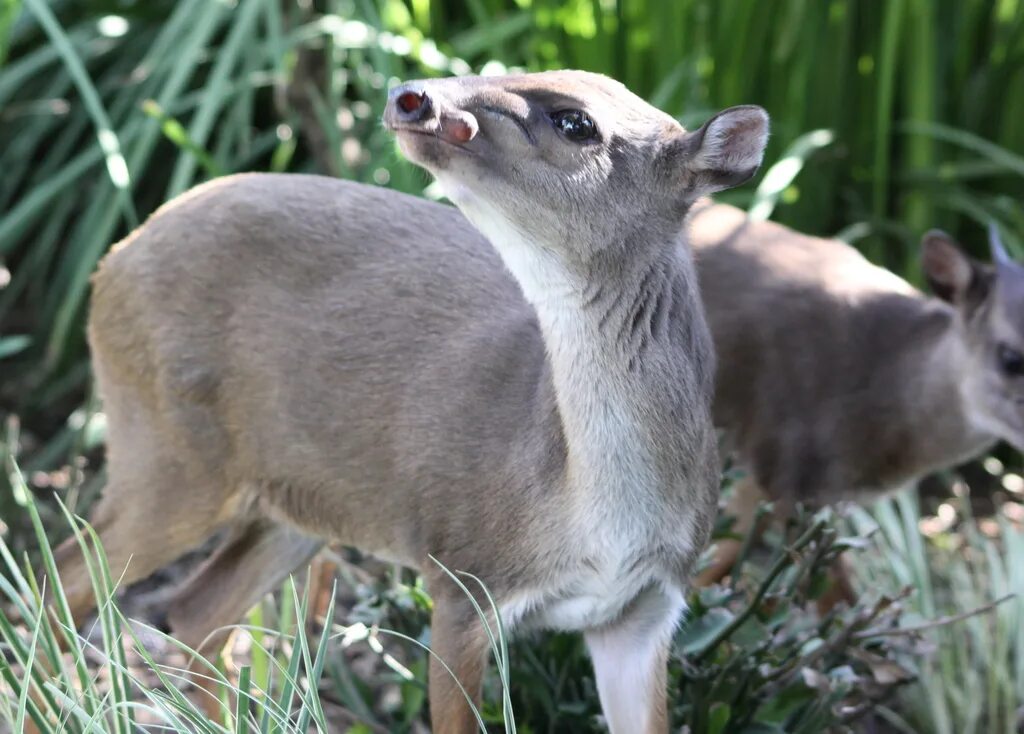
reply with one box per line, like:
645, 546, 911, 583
678, 105, 769, 195
921, 229, 989, 306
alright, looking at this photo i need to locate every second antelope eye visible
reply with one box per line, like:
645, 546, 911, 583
997, 343, 1024, 377
551, 110, 598, 142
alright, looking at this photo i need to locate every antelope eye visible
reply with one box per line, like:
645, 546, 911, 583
997, 343, 1024, 377
551, 110, 598, 142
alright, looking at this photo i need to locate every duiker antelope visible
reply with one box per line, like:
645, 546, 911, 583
689, 202, 1024, 592
54, 71, 768, 733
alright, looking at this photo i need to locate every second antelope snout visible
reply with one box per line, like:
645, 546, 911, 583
384, 81, 479, 144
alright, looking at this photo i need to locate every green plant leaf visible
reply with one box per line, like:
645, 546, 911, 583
708, 702, 731, 734
0, 334, 30, 359
678, 607, 735, 656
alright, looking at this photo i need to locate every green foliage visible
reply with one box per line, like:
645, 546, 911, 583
1, 460, 937, 734
0, 450, 345, 733
851, 484, 1024, 734
496, 505, 928, 734
3, 0, 1024, 443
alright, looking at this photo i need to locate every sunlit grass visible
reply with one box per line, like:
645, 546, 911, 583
850, 487, 1024, 734
0, 467, 516, 734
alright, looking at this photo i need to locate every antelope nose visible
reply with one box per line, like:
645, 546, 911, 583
387, 84, 433, 125
384, 82, 479, 143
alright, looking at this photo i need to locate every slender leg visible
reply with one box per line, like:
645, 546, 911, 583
426, 592, 493, 734
694, 474, 769, 586
584, 586, 686, 734
815, 552, 858, 615
165, 520, 323, 719
52, 480, 228, 626
31, 477, 229, 734
307, 552, 340, 627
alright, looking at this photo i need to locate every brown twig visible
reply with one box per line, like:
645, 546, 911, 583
694, 516, 829, 661
851, 592, 1015, 641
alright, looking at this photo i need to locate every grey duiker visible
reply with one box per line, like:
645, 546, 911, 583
924, 224, 1024, 446
690, 203, 1021, 601
54, 70, 768, 734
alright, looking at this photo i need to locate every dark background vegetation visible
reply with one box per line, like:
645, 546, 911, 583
2, 1, 1024, 732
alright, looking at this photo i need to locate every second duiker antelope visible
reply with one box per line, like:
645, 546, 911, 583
54, 72, 768, 733
689, 202, 1024, 591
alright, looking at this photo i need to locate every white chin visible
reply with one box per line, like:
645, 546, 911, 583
435, 176, 475, 207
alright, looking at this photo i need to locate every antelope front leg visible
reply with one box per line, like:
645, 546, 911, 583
427, 594, 492, 734
815, 552, 858, 615
585, 586, 686, 734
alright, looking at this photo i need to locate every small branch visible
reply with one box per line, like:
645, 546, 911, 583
695, 517, 828, 661
852, 593, 1015, 641
728, 499, 773, 592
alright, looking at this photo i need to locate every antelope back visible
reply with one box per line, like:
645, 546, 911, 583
689, 203, 997, 505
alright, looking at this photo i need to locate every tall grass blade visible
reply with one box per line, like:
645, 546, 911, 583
21, 0, 137, 227
748, 129, 835, 221
165, 0, 263, 197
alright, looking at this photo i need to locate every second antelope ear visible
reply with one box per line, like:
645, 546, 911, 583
921, 229, 988, 306
675, 105, 769, 196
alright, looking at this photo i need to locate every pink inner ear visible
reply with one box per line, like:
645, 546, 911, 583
923, 237, 970, 289
926, 255, 955, 283
923, 243, 949, 279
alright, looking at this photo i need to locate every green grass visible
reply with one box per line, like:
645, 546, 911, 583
2, 457, 950, 733
0, 477, 516, 733
0, 461, 338, 733
850, 484, 1024, 734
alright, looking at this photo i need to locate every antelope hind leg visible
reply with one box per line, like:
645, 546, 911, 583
165, 519, 323, 720
426, 588, 494, 734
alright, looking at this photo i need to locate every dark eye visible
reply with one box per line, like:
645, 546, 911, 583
551, 110, 598, 142
997, 343, 1024, 377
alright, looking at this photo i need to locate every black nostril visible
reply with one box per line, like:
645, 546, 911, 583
396, 90, 429, 119
397, 91, 424, 113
